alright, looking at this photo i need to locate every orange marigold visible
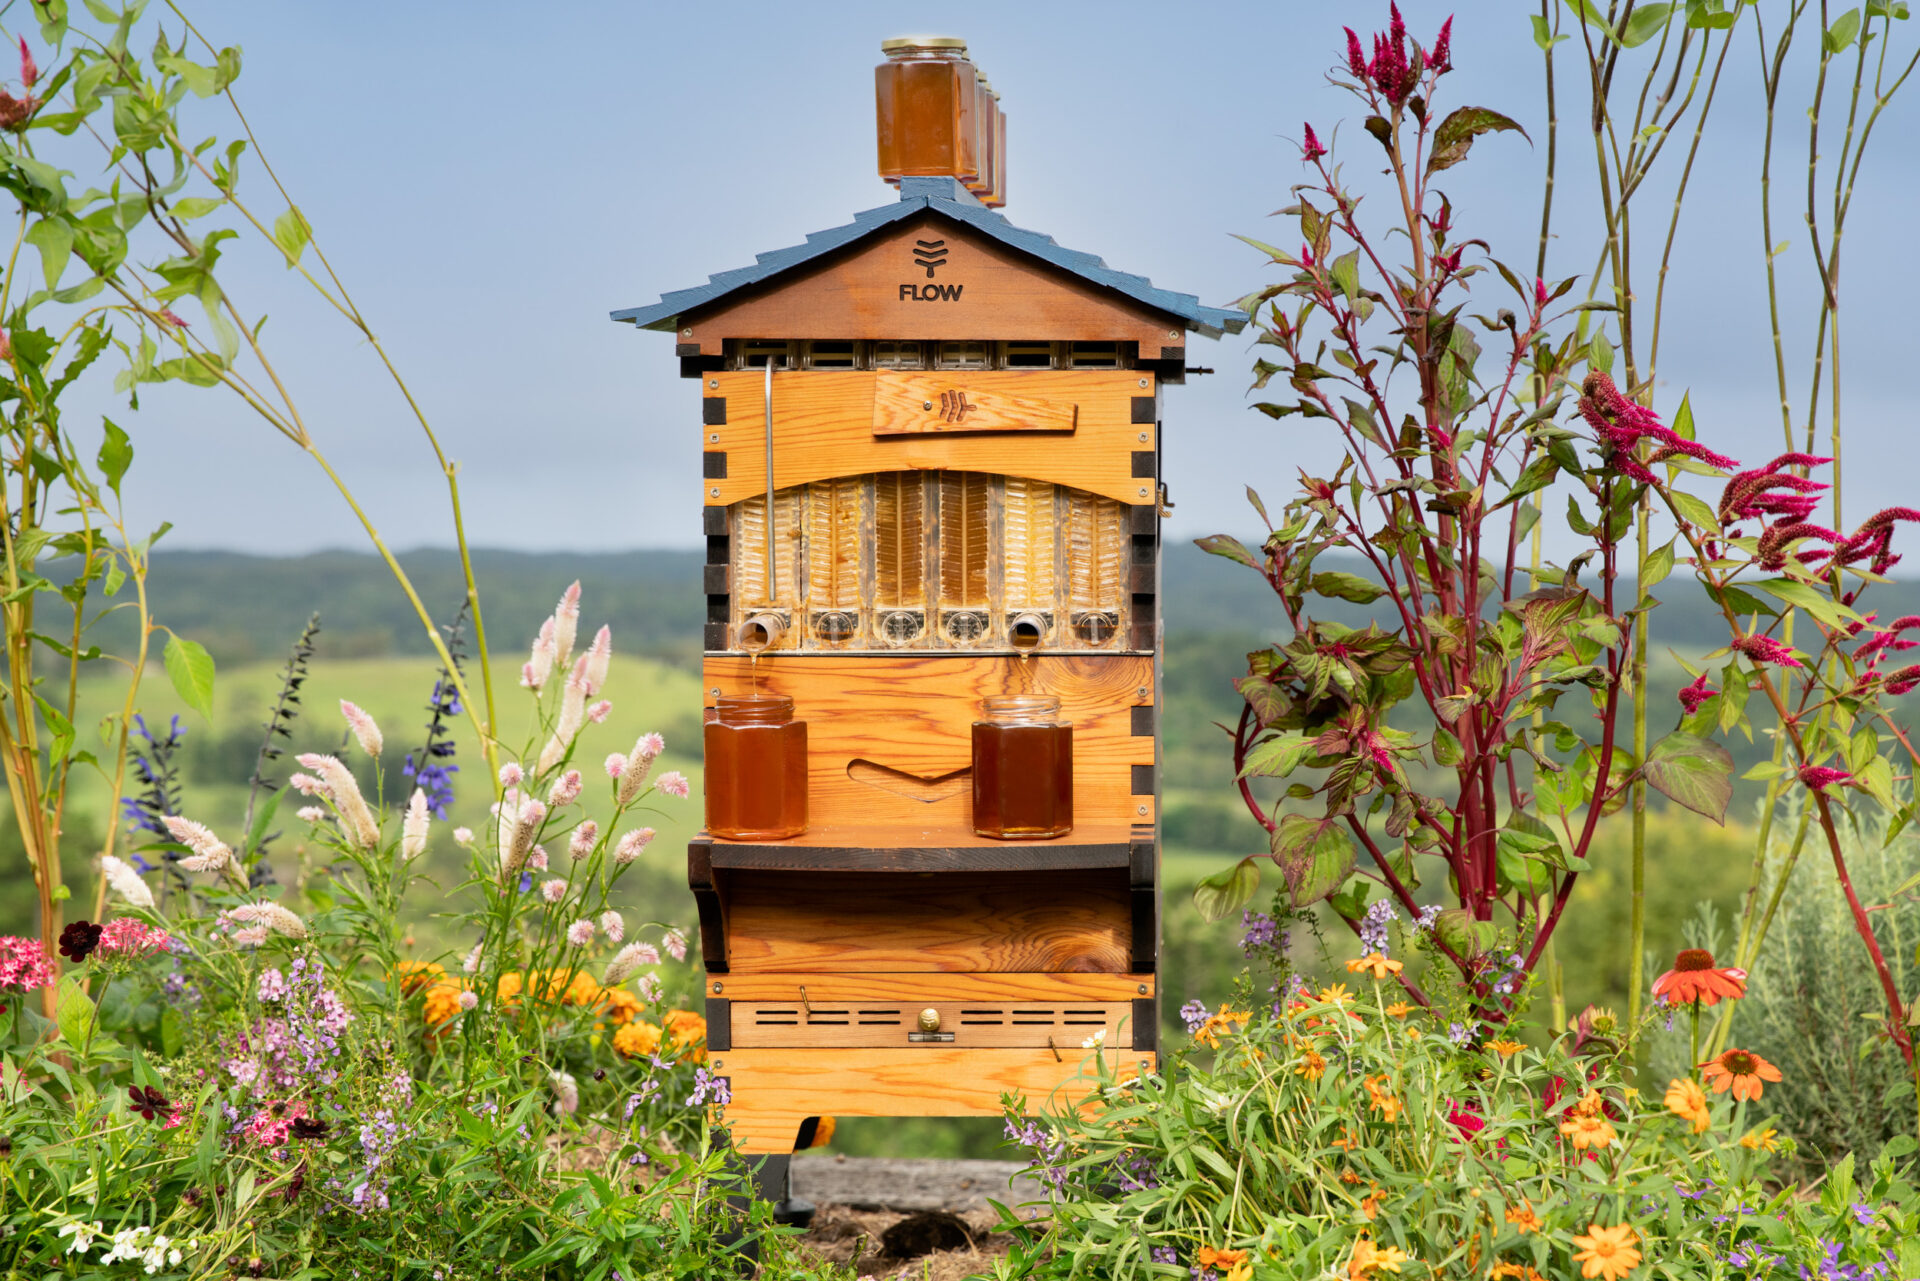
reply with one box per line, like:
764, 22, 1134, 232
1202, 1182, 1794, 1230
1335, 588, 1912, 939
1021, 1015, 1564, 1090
496, 971, 525, 1007
663, 1008, 708, 1062
397, 960, 447, 994
1197, 1246, 1248, 1270
421, 980, 467, 1030
612, 1019, 662, 1059
1650, 949, 1747, 1007
598, 987, 643, 1027
1700, 1048, 1782, 1102
1570, 1224, 1641, 1281
1663, 1077, 1711, 1134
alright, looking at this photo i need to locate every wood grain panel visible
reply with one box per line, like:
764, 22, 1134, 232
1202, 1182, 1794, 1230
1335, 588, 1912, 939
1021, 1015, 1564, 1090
723, 870, 1131, 973
698, 833, 1132, 870
701, 369, 1155, 506
717, 1046, 1155, 1153
702, 652, 1155, 841
872, 372, 1077, 436
709, 973, 1153, 1002
679, 218, 1183, 353
732, 1000, 1133, 1049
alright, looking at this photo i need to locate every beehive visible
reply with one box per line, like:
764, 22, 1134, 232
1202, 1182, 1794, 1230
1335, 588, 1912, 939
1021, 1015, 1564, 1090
611, 35, 1242, 1206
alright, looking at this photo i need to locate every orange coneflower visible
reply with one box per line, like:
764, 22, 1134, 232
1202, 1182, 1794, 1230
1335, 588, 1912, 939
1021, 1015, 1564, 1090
1570, 1224, 1641, 1281
1651, 949, 1747, 1007
1505, 1200, 1543, 1235
1700, 1048, 1782, 1102
1663, 1078, 1711, 1134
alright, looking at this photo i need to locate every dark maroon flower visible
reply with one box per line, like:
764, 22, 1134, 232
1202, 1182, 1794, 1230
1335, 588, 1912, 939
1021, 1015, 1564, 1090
127, 1085, 174, 1122
1302, 122, 1327, 163
57, 921, 102, 963
288, 1116, 330, 1141
1678, 672, 1716, 715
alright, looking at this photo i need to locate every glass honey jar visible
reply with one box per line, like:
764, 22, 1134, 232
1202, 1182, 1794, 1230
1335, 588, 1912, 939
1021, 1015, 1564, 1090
971, 695, 1073, 840
875, 36, 981, 183
705, 694, 808, 840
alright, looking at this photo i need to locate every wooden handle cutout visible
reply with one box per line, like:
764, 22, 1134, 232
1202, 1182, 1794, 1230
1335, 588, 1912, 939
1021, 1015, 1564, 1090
847, 758, 972, 804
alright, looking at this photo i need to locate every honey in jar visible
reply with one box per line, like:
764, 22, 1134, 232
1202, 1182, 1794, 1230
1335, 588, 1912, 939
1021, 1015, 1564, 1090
705, 694, 808, 840
971, 694, 1072, 839
875, 36, 980, 183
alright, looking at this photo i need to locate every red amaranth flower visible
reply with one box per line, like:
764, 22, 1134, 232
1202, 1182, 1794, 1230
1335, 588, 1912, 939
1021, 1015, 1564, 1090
1855, 615, 1920, 665
1718, 453, 1831, 525
1678, 671, 1716, 714
17, 37, 36, 89
1884, 665, 1920, 696
1756, 522, 1841, 571
1302, 122, 1327, 163
1731, 633, 1802, 669
1797, 764, 1852, 792
1578, 371, 1737, 483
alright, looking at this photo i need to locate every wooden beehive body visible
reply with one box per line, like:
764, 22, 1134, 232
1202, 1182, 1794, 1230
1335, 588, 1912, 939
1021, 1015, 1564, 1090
615, 181, 1241, 1163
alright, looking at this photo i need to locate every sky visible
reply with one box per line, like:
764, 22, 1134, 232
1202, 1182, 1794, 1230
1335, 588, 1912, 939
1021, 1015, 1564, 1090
33, 1, 1920, 557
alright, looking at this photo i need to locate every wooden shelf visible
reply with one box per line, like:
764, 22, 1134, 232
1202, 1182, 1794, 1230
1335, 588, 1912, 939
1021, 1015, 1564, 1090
690, 823, 1152, 874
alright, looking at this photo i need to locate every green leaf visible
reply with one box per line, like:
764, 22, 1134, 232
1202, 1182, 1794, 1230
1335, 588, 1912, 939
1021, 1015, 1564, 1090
56, 975, 97, 1047
271, 206, 311, 268
1589, 331, 1614, 375
1427, 106, 1531, 174
1432, 727, 1463, 766
1620, 2, 1676, 45
1245, 486, 1269, 526
170, 196, 226, 220
1669, 488, 1721, 533
1825, 7, 1863, 51
1641, 539, 1676, 592
1530, 13, 1570, 47
1754, 576, 1858, 629
160, 1005, 186, 1058
1271, 816, 1355, 907
164, 634, 217, 723
24, 218, 75, 291
1193, 857, 1262, 923
1239, 731, 1316, 779
1330, 249, 1360, 301
1434, 907, 1499, 959
1194, 534, 1257, 570
1644, 731, 1735, 823
1311, 570, 1385, 604
97, 418, 133, 494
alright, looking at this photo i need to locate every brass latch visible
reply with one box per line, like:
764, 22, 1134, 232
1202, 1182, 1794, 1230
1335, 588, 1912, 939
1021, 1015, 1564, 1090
908, 1006, 954, 1043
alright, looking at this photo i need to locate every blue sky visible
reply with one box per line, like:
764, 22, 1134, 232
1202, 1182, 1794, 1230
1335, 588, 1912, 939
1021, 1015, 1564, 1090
56, 1, 1920, 555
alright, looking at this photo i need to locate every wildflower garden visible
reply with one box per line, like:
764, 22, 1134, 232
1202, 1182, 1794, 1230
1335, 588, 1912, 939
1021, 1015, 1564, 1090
5, 2, 1920, 1279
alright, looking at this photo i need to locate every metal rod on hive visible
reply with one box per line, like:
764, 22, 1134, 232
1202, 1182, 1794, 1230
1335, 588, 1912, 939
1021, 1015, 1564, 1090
739, 357, 785, 653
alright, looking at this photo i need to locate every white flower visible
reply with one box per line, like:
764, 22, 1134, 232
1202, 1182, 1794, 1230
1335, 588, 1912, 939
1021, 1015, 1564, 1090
536, 660, 591, 773
453, 826, 475, 846
615, 733, 664, 805
604, 752, 626, 780
588, 700, 613, 723
458, 989, 478, 1011
288, 772, 325, 796
295, 753, 379, 850
602, 941, 660, 986
461, 943, 483, 975
551, 581, 581, 670
340, 699, 383, 757
612, 827, 655, 866
297, 805, 327, 823
547, 769, 583, 807
540, 878, 568, 904
582, 625, 612, 696
231, 924, 269, 948
523, 618, 557, 691
568, 820, 598, 860
499, 762, 524, 789
663, 929, 687, 962
599, 910, 625, 944
528, 845, 550, 871
656, 771, 690, 800
499, 798, 547, 881
1081, 1028, 1107, 1050
57, 1220, 104, 1253
401, 788, 430, 859
550, 1068, 579, 1116
226, 900, 307, 939
566, 919, 595, 947
99, 854, 154, 909
163, 815, 232, 873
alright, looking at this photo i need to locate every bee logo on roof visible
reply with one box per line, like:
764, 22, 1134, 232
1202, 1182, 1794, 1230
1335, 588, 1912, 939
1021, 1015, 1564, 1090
912, 238, 949, 278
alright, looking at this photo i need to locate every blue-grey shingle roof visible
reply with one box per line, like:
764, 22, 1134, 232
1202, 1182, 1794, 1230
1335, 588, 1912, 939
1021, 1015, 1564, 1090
610, 176, 1245, 339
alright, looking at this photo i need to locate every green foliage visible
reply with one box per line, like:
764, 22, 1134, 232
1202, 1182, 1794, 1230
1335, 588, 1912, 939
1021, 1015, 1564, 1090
996, 978, 1920, 1280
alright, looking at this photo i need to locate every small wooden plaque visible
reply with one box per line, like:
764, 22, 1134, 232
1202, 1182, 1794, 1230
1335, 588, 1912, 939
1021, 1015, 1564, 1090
872, 371, 1078, 437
